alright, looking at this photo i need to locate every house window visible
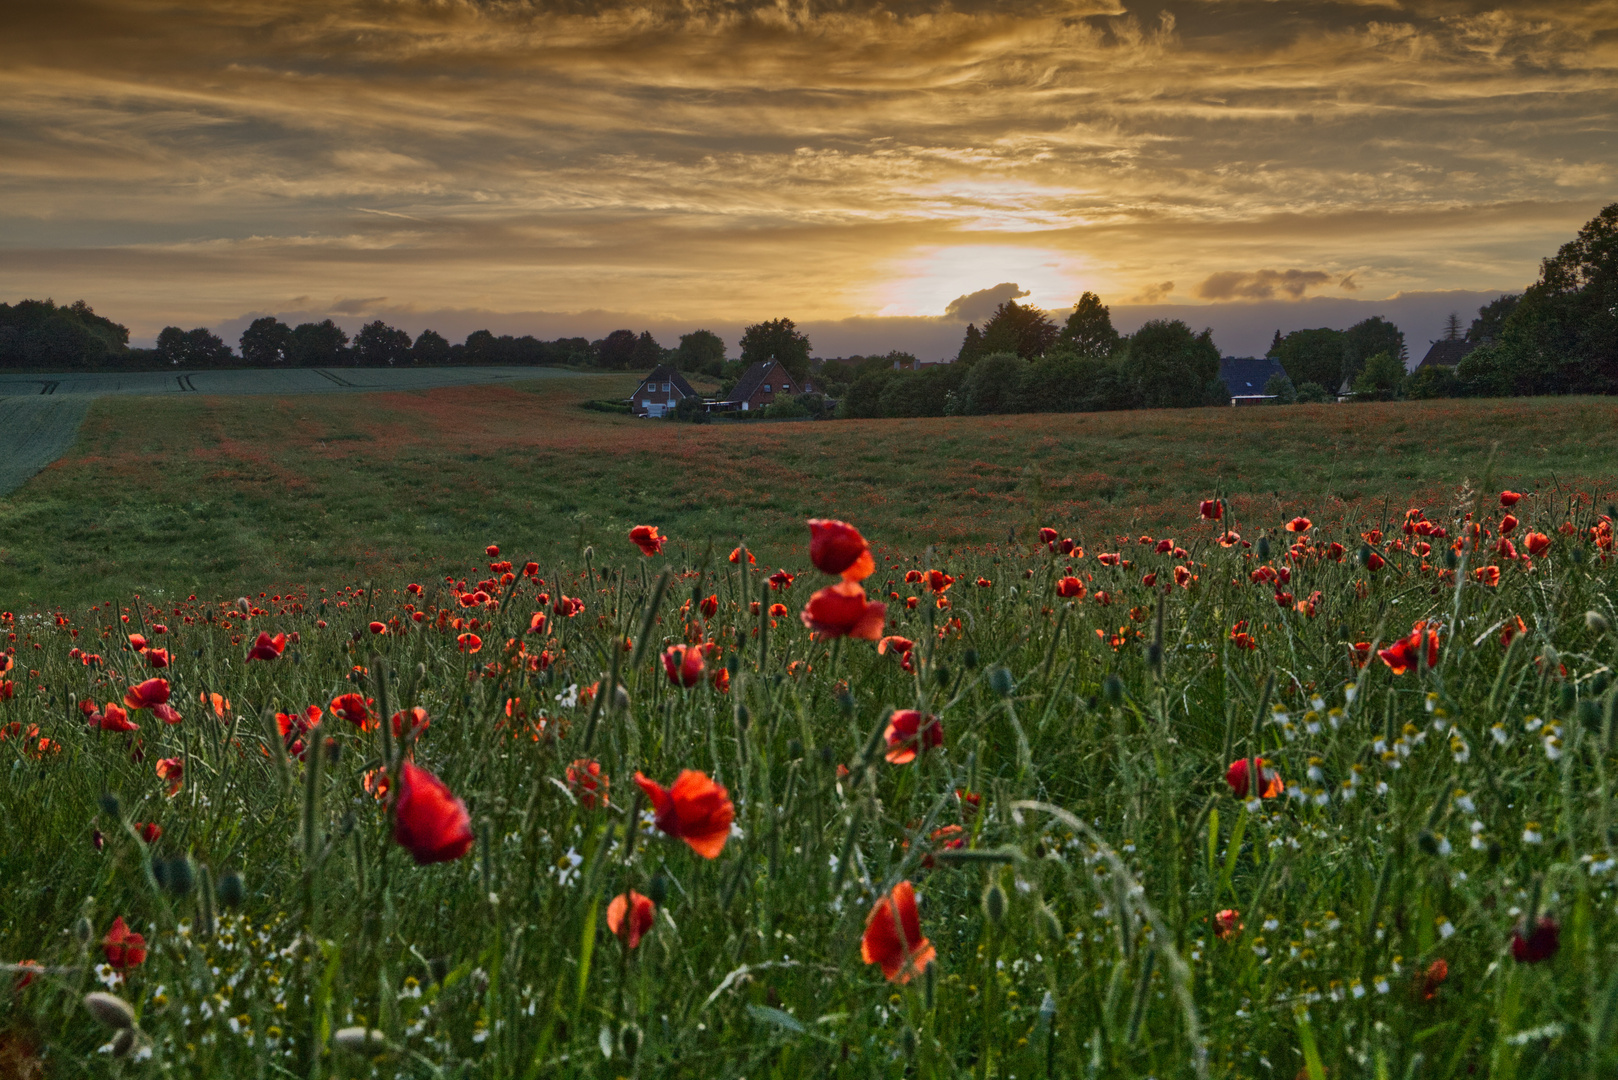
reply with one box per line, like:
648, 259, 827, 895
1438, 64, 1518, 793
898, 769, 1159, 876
763, 384, 771, 393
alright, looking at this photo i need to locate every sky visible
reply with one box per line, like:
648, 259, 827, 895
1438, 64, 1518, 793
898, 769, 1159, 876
3, 0, 1616, 359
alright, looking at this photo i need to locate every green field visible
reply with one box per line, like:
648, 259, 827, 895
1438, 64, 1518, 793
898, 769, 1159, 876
1, 376, 1616, 610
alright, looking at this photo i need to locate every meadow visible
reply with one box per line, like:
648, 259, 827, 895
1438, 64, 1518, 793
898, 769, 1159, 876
2, 372, 1617, 608
1, 485, 1616, 1078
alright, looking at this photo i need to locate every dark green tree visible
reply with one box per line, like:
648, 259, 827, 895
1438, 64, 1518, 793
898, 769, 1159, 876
1466, 295, 1521, 345
1344, 316, 1406, 376
979, 301, 1058, 360
960, 352, 1027, 414
1351, 351, 1405, 400
287, 320, 349, 366
413, 329, 451, 365
1057, 292, 1121, 358
1126, 320, 1221, 409
676, 330, 726, 373
239, 317, 292, 366
353, 320, 413, 367
632, 331, 664, 370
956, 323, 985, 365
1272, 327, 1349, 391
1263, 372, 1297, 404
155, 326, 232, 367
739, 318, 812, 382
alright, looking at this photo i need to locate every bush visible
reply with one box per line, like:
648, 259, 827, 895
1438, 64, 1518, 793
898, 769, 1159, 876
960, 351, 1026, 414
671, 396, 710, 423
1295, 381, 1332, 403
1263, 373, 1297, 404
1403, 364, 1459, 400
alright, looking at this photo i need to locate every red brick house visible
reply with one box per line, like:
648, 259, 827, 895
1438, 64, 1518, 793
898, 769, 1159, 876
714, 360, 809, 412
629, 364, 698, 418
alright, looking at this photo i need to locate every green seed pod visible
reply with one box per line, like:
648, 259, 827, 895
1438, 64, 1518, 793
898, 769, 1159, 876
1102, 674, 1125, 706
74, 916, 93, 944
1444, 547, 1459, 570
1559, 683, 1576, 716
1257, 537, 1271, 561
987, 666, 1015, 698
217, 871, 245, 908
735, 704, 751, 731
1579, 699, 1601, 731
84, 992, 137, 1030
1356, 543, 1372, 568
1417, 830, 1440, 856
621, 1023, 643, 1062
161, 857, 195, 898
836, 687, 855, 718
983, 881, 1008, 925
647, 872, 670, 905
963, 648, 979, 669
1574, 546, 1587, 564
1587, 610, 1610, 634
924, 958, 937, 1009
900, 1026, 919, 1058
1038, 903, 1063, 943
98, 793, 121, 819
786, 738, 804, 760
935, 664, 951, 687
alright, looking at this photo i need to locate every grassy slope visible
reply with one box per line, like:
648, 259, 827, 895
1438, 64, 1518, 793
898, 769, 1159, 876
1, 373, 1615, 608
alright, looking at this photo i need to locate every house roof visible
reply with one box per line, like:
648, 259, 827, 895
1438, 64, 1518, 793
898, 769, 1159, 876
725, 360, 797, 403
636, 363, 697, 398
1218, 356, 1289, 397
1418, 340, 1476, 368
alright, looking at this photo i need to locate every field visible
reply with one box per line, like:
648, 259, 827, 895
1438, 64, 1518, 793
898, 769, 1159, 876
1, 373, 1617, 608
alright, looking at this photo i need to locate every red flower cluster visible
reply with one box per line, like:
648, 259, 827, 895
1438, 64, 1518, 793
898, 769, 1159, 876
1379, 622, 1440, 675
566, 758, 609, 808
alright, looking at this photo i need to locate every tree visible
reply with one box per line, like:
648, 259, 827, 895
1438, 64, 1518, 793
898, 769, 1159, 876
1344, 316, 1406, 377
956, 323, 985, 365
287, 320, 349, 366
1467, 295, 1521, 345
676, 330, 726, 373
1443, 313, 1463, 341
1263, 373, 1297, 404
596, 329, 639, 369
155, 326, 232, 367
239, 317, 292, 366
1267, 329, 1283, 356
979, 301, 1058, 360
1058, 292, 1121, 358
739, 318, 812, 382
413, 329, 451, 365
1295, 381, 1332, 403
353, 320, 413, 367
632, 331, 664, 371
1272, 328, 1349, 391
1404, 364, 1458, 399
1126, 320, 1221, 409
1351, 351, 1405, 400
960, 352, 1027, 414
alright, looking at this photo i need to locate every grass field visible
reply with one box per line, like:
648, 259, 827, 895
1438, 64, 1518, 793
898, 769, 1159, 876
1, 374, 1616, 610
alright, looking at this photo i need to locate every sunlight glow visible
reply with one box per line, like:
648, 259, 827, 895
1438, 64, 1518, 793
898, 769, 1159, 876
875, 246, 1098, 318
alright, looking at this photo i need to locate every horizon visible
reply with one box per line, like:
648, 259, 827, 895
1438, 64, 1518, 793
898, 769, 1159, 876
4, 1, 1614, 360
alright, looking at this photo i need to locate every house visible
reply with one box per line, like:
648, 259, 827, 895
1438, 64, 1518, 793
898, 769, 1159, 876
1417, 340, 1476, 369
713, 360, 805, 412
628, 364, 698, 418
1217, 356, 1290, 406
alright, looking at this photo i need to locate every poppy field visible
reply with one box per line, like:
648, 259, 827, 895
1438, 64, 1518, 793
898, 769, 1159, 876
3, 484, 1618, 1079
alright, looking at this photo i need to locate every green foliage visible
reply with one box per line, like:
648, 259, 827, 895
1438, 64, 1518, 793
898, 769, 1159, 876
352, 320, 413, 367
979, 301, 1059, 360
287, 319, 350, 366
0, 299, 131, 371
1295, 381, 1332, 403
676, 329, 727, 374
1263, 373, 1297, 404
412, 329, 451, 366
671, 394, 710, 423
1404, 364, 1459, 400
595, 328, 639, 369
239, 317, 293, 366
1352, 350, 1406, 400
1058, 291, 1122, 359
155, 325, 233, 367
956, 322, 986, 364
1344, 316, 1407, 375
1271, 327, 1348, 391
740, 317, 812, 382
1127, 319, 1221, 409
960, 351, 1027, 414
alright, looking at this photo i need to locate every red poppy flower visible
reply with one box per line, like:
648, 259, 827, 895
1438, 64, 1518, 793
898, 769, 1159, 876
1524, 531, 1551, 556
368, 621, 387, 635
1285, 517, 1312, 533
628, 525, 666, 557
330, 693, 377, 731
1037, 527, 1058, 543
663, 643, 706, 687
392, 761, 474, 864
1378, 623, 1440, 675
245, 631, 287, 662
554, 595, 584, 618
485, 544, 500, 557
925, 570, 955, 593
768, 569, 795, 590
1056, 576, 1085, 599
1498, 513, 1519, 535
975, 576, 992, 588
135, 822, 162, 844
1214, 908, 1242, 940
1225, 757, 1282, 799
102, 917, 147, 970
127, 633, 147, 652
457, 632, 483, 654
903, 569, 923, 584
808, 518, 875, 581
800, 581, 887, 641
861, 881, 935, 984
1142, 571, 1158, 588
1473, 565, 1501, 587
728, 547, 755, 566
1495, 537, 1517, 559
1199, 499, 1223, 521
123, 677, 171, 711
527, 611, 548, 636
1349, 641, 1372, 667
145, 647, 170, 668
1420, 958, 1448, 1000
566, 758, 609, 808
877, 635, 914, 657
768, 602, 788, 617
883, 709, 942, 764
156, 757, 184, 797
391, 706, 430, 739
1366, 551, 1386, 571
699, 594, 719, 619
1511, 915, 1558, 963
634, 769, 734, 859
1154, 538, 1174, 554
1500, 491, 1522, 507
607, 890, 656, 948
1097, 553, 1120, 566
1058, 538, 1079, 555
1174, 565, 1194, 588
1218, 530, 1242, 548
91, 703, 139, 732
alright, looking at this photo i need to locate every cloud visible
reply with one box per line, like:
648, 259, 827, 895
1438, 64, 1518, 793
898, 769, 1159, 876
1128, 281, 1175, 303
330, 296, 387, 315
943, 282, 1029, 323
1196, 270, 1333, 301
1339, 273, 1361, 293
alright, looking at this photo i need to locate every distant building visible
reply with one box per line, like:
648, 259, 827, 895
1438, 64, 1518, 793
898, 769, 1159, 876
1217, 356, 1290, 406
1417, 340, 1477, 369
629, 364, 698, 418
713, 360, 809, 412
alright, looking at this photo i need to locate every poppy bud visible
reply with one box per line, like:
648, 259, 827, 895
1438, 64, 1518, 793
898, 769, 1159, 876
1574, 546, 1587, 564
111, 1028, 139, 1058
1356, 543, 1371, 567
647, 872, 670, 905
963, 648, 979, 669
98, 792, 121, 819
236, 597, 250, 615
1558, 683, 1576, 715
1588, 611, 1610, 633
1102, 674, 1125, 706
987, 666, 1015, 697
74, 916, 93, 943
924, 958, 937, 1009
900, 1026, 918, 1058
1037, 903, 1063, 943
1443, 547, 1458, 569
92, 829, 105, 852
331, 1027, 387, 1054
818, 745, 836, 768
157, 856, 195, 897
1578, 699, 1601, 731
935, 664, 951, 686
1257, 537, 1270, 561
217, 871, 245, 908
836, 687, 855, 717
982, 881, 1007, 925
84, 991, 137, 1030
621, 1023, 643, 1062
1417, 830, 1440, 856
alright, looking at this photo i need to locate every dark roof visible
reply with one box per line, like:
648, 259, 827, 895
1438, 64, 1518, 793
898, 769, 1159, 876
636, 364, 697, 398
725, 360, 797, 403
1418, 340, 1475, 368
1218, 356, 1289, 397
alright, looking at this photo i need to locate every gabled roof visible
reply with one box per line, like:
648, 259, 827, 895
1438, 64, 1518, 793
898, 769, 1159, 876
726, 360, 797, 403
1218, 356, 1288, 397
636, 363, 697, 398
1418, 340, 1475, 368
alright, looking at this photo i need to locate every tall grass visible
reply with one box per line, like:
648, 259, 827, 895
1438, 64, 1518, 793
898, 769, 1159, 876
2, 489, 1616, 1078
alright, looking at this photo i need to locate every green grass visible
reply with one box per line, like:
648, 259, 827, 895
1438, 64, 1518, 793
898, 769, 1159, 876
1, 378, 1617, 611
1, 488, 1617, 1076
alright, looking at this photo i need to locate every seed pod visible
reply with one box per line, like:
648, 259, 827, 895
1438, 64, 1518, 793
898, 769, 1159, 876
983, 881, 1008, 925
74, 916, 93, 943
1588, 611, 1610, 633
160, 857, 195, 898
111, 1028, 138, 1058
1558, 683, 1576, 716
1356, 543, 1371, 568
987, 666, 1015, 698
235, 597, 250, 615
900, 1026, 919, 1058
217, 871, 245, 908
84, 992, 137, 1030
1574, 546, 1587, 564
924, 958, 937, 1009
98, 793, 121, 819
1038, 903, 1063, 943
1102, 674, 1125, 706
935, 664, 951, 687
621, 1023, 643, 1062
331, 1027, 387, 1054
1257, 537, 1271, 561
1417, 830, 1440, 856
786, 738, 804, 760
963, 648, 979, 669
1444, 547, 1459, 570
